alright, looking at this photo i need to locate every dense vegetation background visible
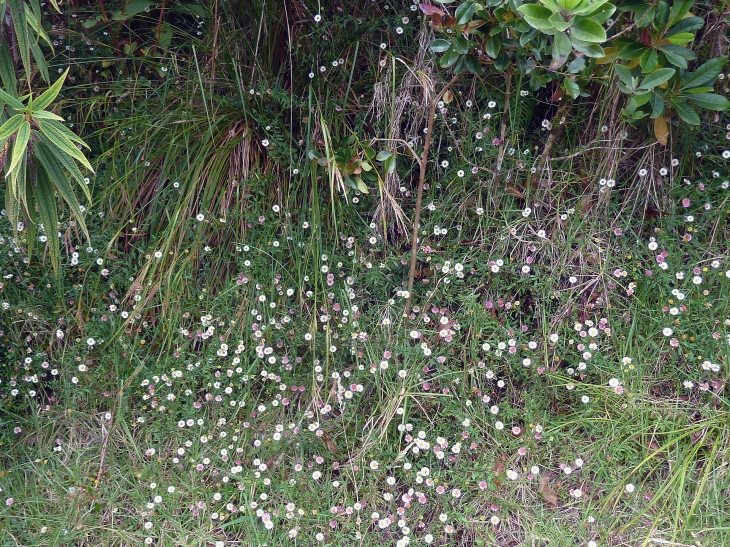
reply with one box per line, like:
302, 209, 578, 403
0, 0, 729, 545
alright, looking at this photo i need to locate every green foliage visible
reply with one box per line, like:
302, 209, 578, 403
421, 0, 729, 137
0, 69, 92, 273
1, 2, 730, 545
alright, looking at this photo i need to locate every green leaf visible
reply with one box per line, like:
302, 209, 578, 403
37, 120, 94, 173
614, 64, 635, 89
640, 49, 658, 73
638, 67, 675, 90
464, 54, 481, 74
6, 121, 29, 176
667, 0, 693, 28
29, 39, 49, 83
657, 44, 695, 69
384, 154, 396, 174
633, 92, 652, 107
33, 169, 60, 275
666, 16, 704, 37
8, 0, 31, 82
36, 132, 91, 203
570, 37, 604, 57
635, 4, 655, 27
548, 12, 570, 31
455, 1, 477, 24
158, 23, 173, 51
493, 52, 510, 71
486, 36, 501, 58
589, 3, 616, 24
672, 100, 699, 124
684, 93, 730, 111
617, 0, 648, 12
650, 90, 665, 118
7, 153, 26, 228
681, 57, 727, 90
549, 31, 572, 71
355, 177, 368, 194
31, 68, 68, 111
516, 4, 555, 31
25, 2, 52, 48
567, 57, 586, 73
119, 0, 153, 18
0, 39, 18, 95
654, 0, 669, 30
666, 32, 695, 46
376, 150, 393, 162
563, 77, 580, 99
38, 119, 89, 148
31, 110, 65, 121
440, 48, 461, 68
618, 41, 646, 60
34, 139, 90, 240
571, 0, 612, 16
0, 86, 24, 110
571, 16, 607, 43
0, 114, 25, 141
429, 39, 451, 53
452, 36, 476, 54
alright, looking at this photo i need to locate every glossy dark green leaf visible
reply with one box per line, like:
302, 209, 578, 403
617, 41, 646, 60
657, 44, 695, 69
486, 36, 501, 58
650, 90, 665, 118
672, 100, 699, 124
681, 57, 727, 90
640, 49, 658, 73
455, 1, 477, 24
667, 0, 693, 27
430, 39, 452, 53
464, 54, 481, 74
685, 93, 730, 111
571, 16, 607, 42
666, 16, 704, 37
638, 67, 675, 91
563, 77, 580, 99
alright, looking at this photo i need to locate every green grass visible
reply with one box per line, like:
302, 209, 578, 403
1, 1, 730, 546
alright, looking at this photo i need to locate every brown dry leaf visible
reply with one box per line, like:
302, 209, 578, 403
538, 475, 559, 507
505, 184, 525, 198
580, 195, 593, 216
492, 456, 506, 476
654, 115, 669, 146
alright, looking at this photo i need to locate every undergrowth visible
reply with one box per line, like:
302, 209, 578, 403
1, 1, 730, 546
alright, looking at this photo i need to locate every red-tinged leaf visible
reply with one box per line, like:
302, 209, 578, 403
429, 13, 443, 30
444, 16, 457, 28
419, 3, 444, 16
640, 28, 652, 47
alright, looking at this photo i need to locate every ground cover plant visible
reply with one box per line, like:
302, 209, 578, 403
0, 0, 729, 546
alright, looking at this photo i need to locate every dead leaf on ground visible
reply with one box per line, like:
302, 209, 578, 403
538, 475, 559, 507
